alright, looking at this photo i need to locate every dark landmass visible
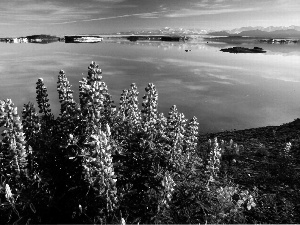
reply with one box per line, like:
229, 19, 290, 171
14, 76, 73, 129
1, 34, 189, 44
204, 36, 299, 46
65, 35, 188, 43
220, 46, 266, 54
125, 35, 188, 42
259, 38, 299, 44
204, 36, 259, 44
0, 34, 62, 44
198, 118, 300, 222
65, 35, 103, 43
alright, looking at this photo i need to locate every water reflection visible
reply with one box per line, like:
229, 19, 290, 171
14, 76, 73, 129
206, 39, 300, 56
1, 39, 300, 133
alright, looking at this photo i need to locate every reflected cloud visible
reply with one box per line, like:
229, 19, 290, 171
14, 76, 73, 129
185, 84, 210, 91
211, 81, 233, 85
1, 40, 300, 133
104, 70, 128, 76
163, 58, 246, 71
158, 78, 210, 92
204, 72, 249, 85
262, 75, 300, 83
93, 0, 126, 2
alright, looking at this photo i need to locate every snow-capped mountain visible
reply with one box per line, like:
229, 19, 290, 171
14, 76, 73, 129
114, 27, 210, 35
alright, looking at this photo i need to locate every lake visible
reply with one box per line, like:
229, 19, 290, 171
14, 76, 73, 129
1, 38, 300, 133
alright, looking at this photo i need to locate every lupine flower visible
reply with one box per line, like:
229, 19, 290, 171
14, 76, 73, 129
121, 217, 126, 225
141, 83, 158, 134
5, 184, 13, 200
206, 137, 222, 187
184, 116, 199, 154
161, 172, 176, 207
82, 128, 118, 213
1, 99, 27, 177
281, 142, 292, 158
36, 78, 51, 117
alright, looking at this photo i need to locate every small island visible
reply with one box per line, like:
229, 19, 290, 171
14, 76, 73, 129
64, 35, 103, 43
220, 46, 267, 53
0, 34, 62, 44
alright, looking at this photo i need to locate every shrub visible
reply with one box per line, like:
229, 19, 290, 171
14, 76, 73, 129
0, 61, 262, 224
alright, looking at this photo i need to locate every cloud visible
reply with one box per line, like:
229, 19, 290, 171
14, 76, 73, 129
0, 0, 99, 23
50, 10, 167, 24
274, 0, 300, 10
0, 22, 12, 26
93, 0, 126, 2
0, 0, 136, 25
165, 7, 259, 18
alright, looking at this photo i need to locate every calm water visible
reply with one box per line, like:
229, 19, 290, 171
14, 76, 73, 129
1, 39, 300, 133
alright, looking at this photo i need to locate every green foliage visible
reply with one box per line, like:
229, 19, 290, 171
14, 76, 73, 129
1, 61, 299, 224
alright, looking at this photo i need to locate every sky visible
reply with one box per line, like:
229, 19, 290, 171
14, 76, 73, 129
1, 0, 300, 37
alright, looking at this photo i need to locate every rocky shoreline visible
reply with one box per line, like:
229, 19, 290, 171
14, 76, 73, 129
199, 118, 300, 152
199, 118, 300, 222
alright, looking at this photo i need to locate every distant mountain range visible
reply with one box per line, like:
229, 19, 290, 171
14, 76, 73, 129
114, 26, 300, 38
208, 26, 300, 38
227, 25, 300, 33
114, 27, 210, 36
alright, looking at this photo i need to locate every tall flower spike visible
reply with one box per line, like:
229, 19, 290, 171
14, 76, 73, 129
83, 128, 118, 213
57, 70, 76, 115
156, 113, 167, 139
167, 105, 187, 145
79, 77, 89, 110
161, 172, 176, 208
87, 61, 102, 84
184, 116, 199, 154
206, 137, 222, 188
165, 105, 187, 169
118, 89, 130, 121
36, 78, 51, 117
22, 102, 40, 143
79, 62, 114, 129
127, 83, 141, 127
141, 83, 158, 133
56, 70, 80, 137
0, 99, 27, 178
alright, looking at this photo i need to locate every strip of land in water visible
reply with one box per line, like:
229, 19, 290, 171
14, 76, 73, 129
0, 34, 189, 44
204, 36, 299, 45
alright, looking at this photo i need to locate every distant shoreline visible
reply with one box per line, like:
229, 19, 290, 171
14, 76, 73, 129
199, 118, 300, 151
0, 34, 190, 44
204, 36, 299, 45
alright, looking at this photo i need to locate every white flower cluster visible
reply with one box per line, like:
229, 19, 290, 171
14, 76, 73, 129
281, 142, 292, 159
215, 185, 256, 222
5, 184, 14, 203
206, 138, 222, 186
161, 172, 176, 206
